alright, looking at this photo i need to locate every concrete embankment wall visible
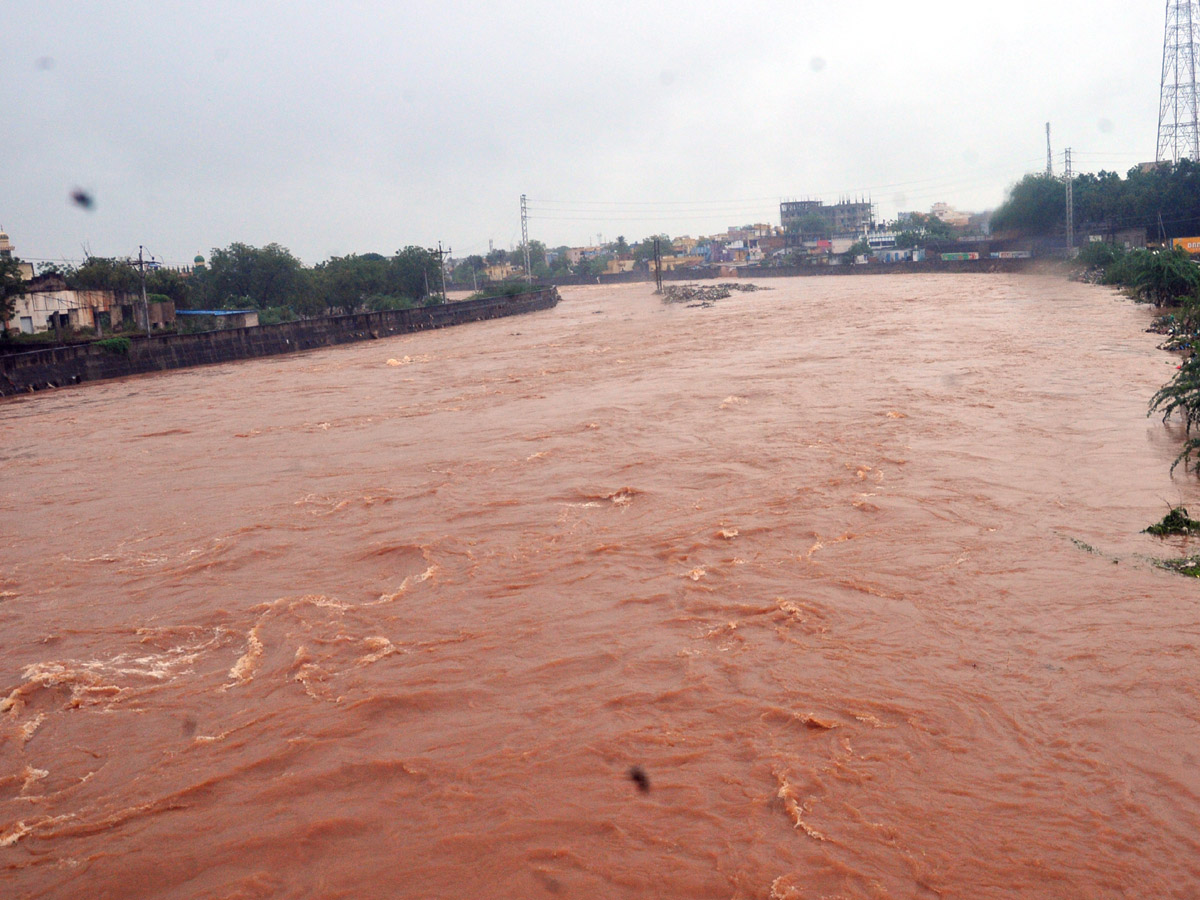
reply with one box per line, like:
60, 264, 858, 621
0, 288, 559, 396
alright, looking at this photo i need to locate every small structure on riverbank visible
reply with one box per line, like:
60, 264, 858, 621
176, 310, 260, 330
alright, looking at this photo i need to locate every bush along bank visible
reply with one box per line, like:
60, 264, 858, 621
1072, 244, 1200, 569
1073, 244, 1200, 470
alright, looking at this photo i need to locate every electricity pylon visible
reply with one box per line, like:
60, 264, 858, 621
1158, 0, 1200, 163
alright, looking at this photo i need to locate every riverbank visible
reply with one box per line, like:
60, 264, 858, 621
0, 288, 559, 396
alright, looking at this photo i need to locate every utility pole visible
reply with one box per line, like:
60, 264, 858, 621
138, 245, 151, 335
1064, 148, 1075, 256
1045, 123, 1054, 176
520, 194, 532, 285
653, 237, 664, 294
432, 241, 451, 302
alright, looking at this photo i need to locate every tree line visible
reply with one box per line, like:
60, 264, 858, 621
992, 159, 1200, 240
451, 234, 675, 283
30, 243, 446, 321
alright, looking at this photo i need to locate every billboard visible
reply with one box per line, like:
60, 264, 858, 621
1173, 237, 1200, 253
940, 252, 980, 261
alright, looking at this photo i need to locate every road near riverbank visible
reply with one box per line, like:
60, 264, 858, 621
2, 274, 1197, 899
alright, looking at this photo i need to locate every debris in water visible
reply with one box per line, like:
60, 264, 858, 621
628, 765, 650, 793
660, 282, 768, 307
1144, 506, 1200, 536
799, 713, 838, 730
1157, 556, 1200, 578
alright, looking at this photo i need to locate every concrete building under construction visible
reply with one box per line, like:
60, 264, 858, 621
780, 199, 875, 244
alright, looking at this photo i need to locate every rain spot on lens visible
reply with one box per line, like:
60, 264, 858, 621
70, 188, 95, 211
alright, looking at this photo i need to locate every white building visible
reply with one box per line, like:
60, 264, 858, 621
8, 287, 115, 334
0, 229, 36, 281
865, 231, 899, 250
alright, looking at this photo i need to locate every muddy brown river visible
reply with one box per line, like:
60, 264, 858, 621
2, 274, 1198, 899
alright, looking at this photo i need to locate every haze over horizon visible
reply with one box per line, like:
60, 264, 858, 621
4, 1, 1162, 266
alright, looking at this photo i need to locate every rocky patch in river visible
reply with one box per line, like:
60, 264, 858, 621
660, 282, 769, 308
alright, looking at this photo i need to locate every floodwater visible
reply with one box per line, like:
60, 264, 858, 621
2, 274, 1198, 899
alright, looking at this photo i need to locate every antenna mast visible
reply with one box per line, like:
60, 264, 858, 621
1045, 123, 1054, 176
1158, 0, 1200, 163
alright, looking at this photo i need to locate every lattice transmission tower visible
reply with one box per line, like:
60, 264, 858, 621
1158, 0, 1200, 163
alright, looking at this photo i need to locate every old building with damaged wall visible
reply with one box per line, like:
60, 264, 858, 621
4, 274, 174, 335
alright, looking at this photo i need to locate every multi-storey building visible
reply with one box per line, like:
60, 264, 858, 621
780, 199, 875, 245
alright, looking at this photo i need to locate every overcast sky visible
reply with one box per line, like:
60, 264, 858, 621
3, 1, 1163, 266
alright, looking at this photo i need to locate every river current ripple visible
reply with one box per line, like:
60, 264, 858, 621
2, 274, 1198, 899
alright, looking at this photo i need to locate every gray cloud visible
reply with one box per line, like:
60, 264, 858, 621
2, 1, 1163, 265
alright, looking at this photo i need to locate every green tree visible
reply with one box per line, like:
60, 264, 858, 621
509, 241, 549, 277
69, 257, 140, 294
1, 257, 28, 330
314, 253, 392, 314
1074, 240, 1124, 270
549, 246, 572, 275
841, 238, 872, 264
614, 235, 630, 255
574, 254, 612, 277
208, 243, 315, 313
990, 174, 1066, 237
1152, 354, 1200, 473
886, 213, 951, 242
145, 268, 193, 308
1127, 247, 1200, 305
35, 261, 73, 278
632, 234, 671, 263
389, 246, 440, 301
452, 255, 486, 284
992, 161, 1200, 242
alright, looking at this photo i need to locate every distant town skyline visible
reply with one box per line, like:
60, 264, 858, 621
3, 1, 1161, 267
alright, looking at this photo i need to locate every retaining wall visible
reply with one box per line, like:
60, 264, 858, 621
0, 288, 559, 396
